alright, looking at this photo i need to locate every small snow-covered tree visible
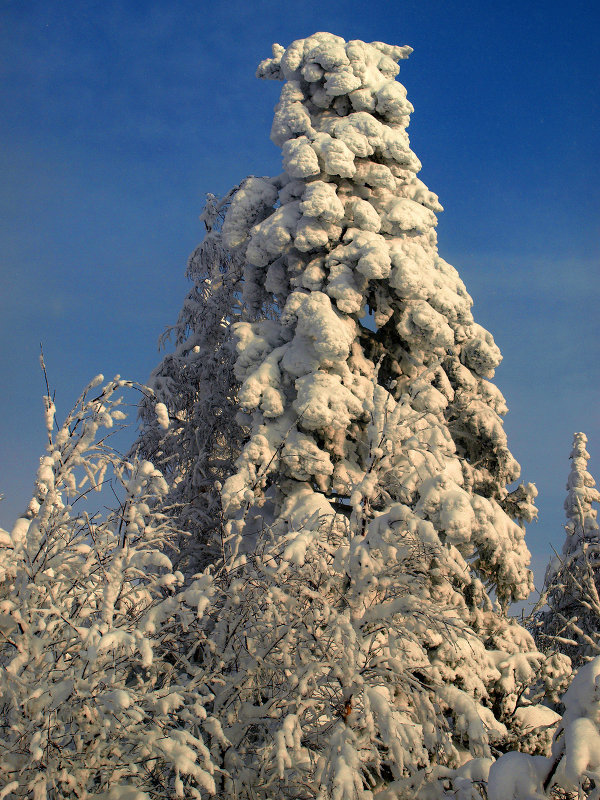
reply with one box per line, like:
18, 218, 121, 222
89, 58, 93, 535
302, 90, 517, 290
0, 375, 219, 799
488, 655, 600, 799
534, 432, 600, 668
134, 188, 275, 574
201, 32, 569, 799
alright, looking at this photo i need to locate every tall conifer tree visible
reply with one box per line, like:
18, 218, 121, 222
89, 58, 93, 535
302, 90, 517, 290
535, 432, 600, 667
205, 33, 568, 799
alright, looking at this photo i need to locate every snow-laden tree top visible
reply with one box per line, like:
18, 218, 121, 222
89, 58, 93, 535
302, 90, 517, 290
220, 31, 535, 604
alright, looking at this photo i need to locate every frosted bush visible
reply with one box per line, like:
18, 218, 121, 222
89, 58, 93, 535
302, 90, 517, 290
0, 377, 218, 798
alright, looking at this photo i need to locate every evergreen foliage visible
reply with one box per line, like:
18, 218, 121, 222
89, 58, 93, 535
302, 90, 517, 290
534, 432, 600, 668
489, 655, 600, 799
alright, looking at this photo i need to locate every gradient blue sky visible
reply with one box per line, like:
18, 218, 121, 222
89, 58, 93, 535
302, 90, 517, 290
1, 0, 598, 605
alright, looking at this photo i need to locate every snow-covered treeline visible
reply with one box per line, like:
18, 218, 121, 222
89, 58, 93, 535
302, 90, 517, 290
1, 29, 600, 800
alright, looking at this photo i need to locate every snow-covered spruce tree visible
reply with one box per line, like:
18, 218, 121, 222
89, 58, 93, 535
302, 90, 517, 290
534, 432, 600, 668
134, 189, 275, 574
202, 32, 569, 799
0, 376, 220, 799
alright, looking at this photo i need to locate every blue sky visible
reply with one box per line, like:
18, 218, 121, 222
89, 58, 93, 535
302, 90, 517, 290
1, 0, 598, 604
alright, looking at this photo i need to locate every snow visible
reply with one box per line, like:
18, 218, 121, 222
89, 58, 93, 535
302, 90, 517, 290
335, 228, 391, 279
563, 716, 600, 788
104, 790, 151, 800
293, 371, 364, 430
300, 180, 346, 222
154, 401, 170, 429
282, 135, 320, 178
0, 376, 223, 798
488, 656, 600, 797
487, 752, 549, 800
221, 176, 278, 250
513, 705, 561, 734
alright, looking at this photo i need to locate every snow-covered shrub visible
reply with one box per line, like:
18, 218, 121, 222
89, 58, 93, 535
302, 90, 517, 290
199, 31, 570, 798
0, 376, 218, 798
534, 432, 600, 668
488, 655, 600, 799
